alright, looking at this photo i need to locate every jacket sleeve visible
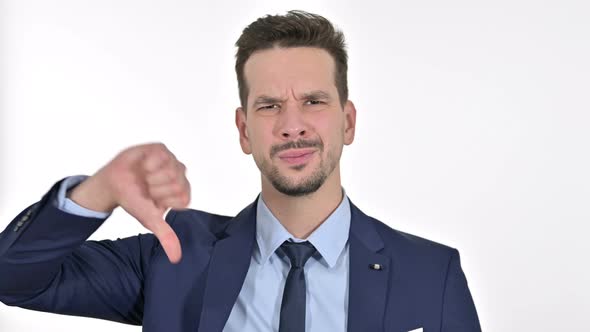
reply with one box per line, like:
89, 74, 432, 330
0, 178, 162, 325
441, 249, 482, 332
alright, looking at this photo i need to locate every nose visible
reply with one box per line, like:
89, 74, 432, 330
281, 127, 307, 139
275, 104, 310, 140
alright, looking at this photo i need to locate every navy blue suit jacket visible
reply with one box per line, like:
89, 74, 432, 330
0, 178, 481, 331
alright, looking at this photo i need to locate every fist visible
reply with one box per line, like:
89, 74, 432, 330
72, 142, 191, 263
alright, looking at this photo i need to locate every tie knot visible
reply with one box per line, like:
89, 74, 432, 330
279, 241, 317, 268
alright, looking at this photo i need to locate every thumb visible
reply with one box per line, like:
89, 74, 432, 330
125, 196, 183, 264
149, 217, 182, 264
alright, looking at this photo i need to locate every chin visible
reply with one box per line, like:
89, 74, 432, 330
269, 171, 328, 197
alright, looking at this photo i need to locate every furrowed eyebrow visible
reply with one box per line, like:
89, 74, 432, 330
253, 96, 285, 108
300, 90, 332, 101
252, 90, 332, 108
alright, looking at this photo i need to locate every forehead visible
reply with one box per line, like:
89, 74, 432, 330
243, 47, 337, 103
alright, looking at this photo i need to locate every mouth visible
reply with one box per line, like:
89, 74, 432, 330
277, 149, 316, 165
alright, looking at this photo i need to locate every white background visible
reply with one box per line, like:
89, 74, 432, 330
1, 0, 589, 331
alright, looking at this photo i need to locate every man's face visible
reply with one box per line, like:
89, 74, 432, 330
235, 47, 356, 197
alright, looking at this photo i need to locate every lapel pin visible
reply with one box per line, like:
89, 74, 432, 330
369, 263, 383, 270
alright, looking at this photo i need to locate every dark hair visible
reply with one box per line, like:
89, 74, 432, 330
235, 10, 348, 111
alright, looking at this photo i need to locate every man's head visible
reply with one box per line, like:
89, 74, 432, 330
234, 10, 356, 197
235, 10, 349, 111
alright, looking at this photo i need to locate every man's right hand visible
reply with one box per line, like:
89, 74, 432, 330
68, 142, 190, 264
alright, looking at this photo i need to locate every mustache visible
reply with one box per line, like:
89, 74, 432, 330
270, 139, 323, 158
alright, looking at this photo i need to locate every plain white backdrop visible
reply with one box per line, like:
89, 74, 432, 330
1, 0, 589, 331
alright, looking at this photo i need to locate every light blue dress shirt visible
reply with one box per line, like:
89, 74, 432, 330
55, 175, 351, 332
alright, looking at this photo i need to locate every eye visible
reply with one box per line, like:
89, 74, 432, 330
305, 100, 324, 105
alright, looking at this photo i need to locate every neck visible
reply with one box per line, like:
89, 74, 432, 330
260, 166, 344, 239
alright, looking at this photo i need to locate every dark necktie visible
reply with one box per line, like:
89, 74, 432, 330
278, 240, 317, 332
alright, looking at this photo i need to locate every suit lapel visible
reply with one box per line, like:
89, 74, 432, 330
347, 200, 391, 332
197, 198, 258, 332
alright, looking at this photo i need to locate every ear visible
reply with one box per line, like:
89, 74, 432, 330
235, 107, 252, 154
343, 100, 357, 145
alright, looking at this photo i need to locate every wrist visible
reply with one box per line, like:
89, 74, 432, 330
67, 174, 118, 213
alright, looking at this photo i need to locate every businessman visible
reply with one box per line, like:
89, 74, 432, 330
0, 10, 481, 332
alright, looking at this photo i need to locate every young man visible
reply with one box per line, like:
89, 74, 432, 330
0, 10, 481, 332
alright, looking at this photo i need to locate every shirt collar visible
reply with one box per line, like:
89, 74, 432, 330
254, 189, 351, 268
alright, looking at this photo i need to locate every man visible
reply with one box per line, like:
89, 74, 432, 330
0, 10, 481, 332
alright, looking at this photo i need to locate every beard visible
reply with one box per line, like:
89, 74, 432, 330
264, 157, 328, 197
258, 139, 339, 197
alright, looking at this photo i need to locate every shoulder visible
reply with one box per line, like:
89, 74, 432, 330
374, 216, 456, 254
365, 214, 459, 272
165, 208, 234, 244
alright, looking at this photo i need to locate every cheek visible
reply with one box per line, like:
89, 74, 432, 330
317, 114, 346, 142
248, 129, 274, 156
319, 120, 346, 159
